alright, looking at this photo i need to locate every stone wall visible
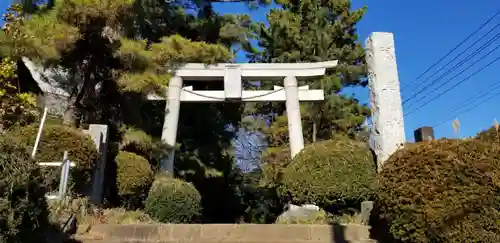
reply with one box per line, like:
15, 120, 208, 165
83, 223, 376, 243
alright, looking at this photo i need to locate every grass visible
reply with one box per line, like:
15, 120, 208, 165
48, 197, 157, 234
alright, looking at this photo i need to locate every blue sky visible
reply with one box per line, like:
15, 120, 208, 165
3, 0, 500, 142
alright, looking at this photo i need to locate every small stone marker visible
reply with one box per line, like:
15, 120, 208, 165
360, 201, 374, 225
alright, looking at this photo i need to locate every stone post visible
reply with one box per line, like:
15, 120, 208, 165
160, 76, 183, 173
85, 124, 108, 205
284, 76, 305, 158
365, 32, 405, 172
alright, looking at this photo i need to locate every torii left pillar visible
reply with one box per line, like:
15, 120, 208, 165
160, 76, 182, 173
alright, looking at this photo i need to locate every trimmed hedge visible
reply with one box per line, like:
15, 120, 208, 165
0, 135, 50, 242
7, 123, 98, 193
376, 139, 500, 243
279, 139, 376, 210
116, 151, 153, 206
145, 174, 201, 223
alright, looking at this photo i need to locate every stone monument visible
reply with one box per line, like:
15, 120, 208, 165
365, 32, 406, 172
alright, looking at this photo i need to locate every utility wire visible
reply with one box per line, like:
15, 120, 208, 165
400, 9, 500, 91
403, 23, 500, 103
405, 52, 500, 116
444, 81, 500, 115
431, 81, 500, 128
404, 39, 500, 110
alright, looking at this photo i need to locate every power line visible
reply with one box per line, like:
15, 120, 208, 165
445, 81, 500, 115
405, 53, 500, 116
404, 40, 500, 110
431, 81, 500, 128
403, 23, 500, 103
400, 9, 500, 91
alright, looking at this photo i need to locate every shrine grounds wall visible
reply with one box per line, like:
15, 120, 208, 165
85, 223, 375, 243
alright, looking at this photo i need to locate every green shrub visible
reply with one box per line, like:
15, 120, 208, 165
0, 135, 50, 242
279, 139, 376, 211
116, 151, 153, 206
119, 126, 153, 159
7, 123, 99, 194
376, 139, 500, 243
145, 174, 201, 223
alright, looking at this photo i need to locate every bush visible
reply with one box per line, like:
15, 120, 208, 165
279, 139, 376, 211
116, 151, 153, 207
0, 136, 50, 242
7, 123, 99, 194
376, 139, 500, 243
145, 174, 201, 223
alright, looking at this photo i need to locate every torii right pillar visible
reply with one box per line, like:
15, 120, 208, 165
365, 32, 406, 172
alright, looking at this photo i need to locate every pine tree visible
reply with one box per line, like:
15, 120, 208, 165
0, 0, 233, 125
247, 0, 370, 147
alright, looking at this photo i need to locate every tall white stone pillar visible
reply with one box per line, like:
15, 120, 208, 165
160, 76, 183, 173
365, 32, 405, 172
284, 76, 305, 158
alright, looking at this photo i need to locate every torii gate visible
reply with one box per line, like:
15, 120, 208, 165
148, 61, 338, 172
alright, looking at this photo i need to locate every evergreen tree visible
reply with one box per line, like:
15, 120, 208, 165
246, 0, 370, 147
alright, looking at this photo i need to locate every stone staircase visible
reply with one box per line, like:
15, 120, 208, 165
76, 223, 377, 243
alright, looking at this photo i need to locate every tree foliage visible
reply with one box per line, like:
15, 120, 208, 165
0, 57, 38, 131
247, 0, 369, 140
0, 0, 234, 125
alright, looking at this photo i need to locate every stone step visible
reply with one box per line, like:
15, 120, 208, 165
80, 241, 377, 243
81, 223, 376, 243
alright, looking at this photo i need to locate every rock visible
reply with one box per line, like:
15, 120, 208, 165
275, 204, 328, 224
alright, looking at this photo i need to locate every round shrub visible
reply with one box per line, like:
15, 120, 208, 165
7, 123, 99, 193
279, 139, 376, 210
116, 151, 153, 206
376, 139, 500, 243
145, 174, 201, 223
0, 136, 50, 242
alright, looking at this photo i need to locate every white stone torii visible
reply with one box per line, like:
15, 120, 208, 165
150, 61, 338, 172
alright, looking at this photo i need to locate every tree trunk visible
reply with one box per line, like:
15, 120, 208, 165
62, 99, 77, 126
